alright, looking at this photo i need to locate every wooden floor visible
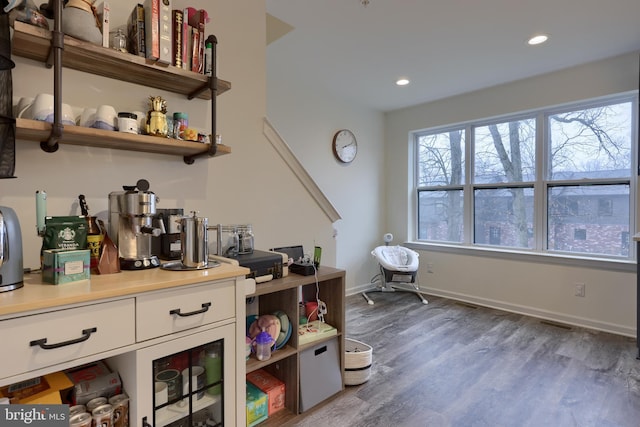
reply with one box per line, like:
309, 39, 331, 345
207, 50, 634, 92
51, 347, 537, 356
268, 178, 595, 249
294, 292, 640, 427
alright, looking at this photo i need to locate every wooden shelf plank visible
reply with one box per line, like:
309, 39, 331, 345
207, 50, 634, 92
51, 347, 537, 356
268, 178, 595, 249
11, 21, 231, 100
16, 118, 231, 158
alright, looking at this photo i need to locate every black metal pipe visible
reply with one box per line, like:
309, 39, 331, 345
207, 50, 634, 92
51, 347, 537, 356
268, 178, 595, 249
41, 0, 63, 152
184, 35, 217, 164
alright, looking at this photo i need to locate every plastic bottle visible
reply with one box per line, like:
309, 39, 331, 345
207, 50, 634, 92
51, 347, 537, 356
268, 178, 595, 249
205, 41, 212, 76
205, 342, 222, 395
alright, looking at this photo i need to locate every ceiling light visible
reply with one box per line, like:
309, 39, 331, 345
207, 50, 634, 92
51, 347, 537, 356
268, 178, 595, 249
360, 0, 370, 6
396, 78, 410, 86
528, 34, 549, 45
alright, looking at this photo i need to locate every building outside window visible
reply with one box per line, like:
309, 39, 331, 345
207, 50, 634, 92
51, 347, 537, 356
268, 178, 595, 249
415, 94, 636, 260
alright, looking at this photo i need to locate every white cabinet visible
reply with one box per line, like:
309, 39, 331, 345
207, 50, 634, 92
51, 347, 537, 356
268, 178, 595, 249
0, 271, 247, 427
109, 324, 236, 427
0, 299, 135, 380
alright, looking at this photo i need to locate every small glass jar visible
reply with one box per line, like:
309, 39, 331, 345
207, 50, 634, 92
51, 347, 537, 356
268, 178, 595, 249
112, 29, 127, 53
173, 112, 188, 140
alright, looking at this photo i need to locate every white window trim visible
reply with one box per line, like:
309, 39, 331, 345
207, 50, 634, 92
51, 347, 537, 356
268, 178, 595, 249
411, 92, 638, 266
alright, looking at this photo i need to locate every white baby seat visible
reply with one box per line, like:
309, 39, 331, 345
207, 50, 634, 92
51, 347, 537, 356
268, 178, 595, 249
363, 242, 428, 305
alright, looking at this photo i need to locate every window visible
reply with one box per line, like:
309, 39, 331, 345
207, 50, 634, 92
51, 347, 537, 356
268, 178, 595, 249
415, 95, 636, 260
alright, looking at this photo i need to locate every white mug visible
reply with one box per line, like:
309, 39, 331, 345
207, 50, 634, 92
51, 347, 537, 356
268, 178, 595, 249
14, 96, 33, 118
154, 381, 168, 406
132, 110, 146, 134
17, 94, 75, 126
182, 366, 205, 400
78, 107, 96, 127
22, 93, 53, 121
92, 104, 118, 131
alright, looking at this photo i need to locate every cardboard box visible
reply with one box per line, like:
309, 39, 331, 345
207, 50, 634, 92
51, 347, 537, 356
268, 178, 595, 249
246, 381, 268, 427
0, 371, 73, 404
246, 369, 285, 416
42, 249, 90, 285
65, 362, 122, 405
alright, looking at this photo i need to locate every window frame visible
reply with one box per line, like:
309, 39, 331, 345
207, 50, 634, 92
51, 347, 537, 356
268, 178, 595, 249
412, 92, 638, 264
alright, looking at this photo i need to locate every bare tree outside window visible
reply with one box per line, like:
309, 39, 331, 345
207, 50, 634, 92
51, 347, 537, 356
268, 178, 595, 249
415, 96, 634, 259
417, 130, 464, 242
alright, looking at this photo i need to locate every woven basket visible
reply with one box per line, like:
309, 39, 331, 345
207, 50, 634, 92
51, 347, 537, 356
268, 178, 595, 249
344, 338, 372, 386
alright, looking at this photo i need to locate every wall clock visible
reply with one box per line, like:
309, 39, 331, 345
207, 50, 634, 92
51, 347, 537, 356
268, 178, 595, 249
332, 129, 357, 163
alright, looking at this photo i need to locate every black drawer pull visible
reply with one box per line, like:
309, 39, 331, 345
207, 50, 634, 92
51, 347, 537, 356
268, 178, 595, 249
170, 302, 211, 317
30, 327, 97, 350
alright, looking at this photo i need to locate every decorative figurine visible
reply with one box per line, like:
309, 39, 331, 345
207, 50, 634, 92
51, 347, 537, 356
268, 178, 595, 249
146, 95, 169, 137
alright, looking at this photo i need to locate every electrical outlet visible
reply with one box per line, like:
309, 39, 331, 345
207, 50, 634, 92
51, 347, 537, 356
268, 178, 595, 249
574, 283, 585, 297
427, 263, 434, 273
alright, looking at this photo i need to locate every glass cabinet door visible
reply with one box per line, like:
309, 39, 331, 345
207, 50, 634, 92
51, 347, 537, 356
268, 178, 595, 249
153, 340, 225, 427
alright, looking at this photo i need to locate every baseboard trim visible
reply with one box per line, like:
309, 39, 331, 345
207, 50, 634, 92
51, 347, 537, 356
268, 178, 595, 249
348, 284, 635, 338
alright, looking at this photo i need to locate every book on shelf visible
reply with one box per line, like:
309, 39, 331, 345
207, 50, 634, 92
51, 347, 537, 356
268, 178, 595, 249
171, 9, 182, 68
190, 25, 200, 73
157, 0, 172, 65
128, 3, 145, 57
96, 1, 110, 48
187, 8, 207, 73
298, 320, 337, 346
143, 0, 159, 61
181, 7, 190, 70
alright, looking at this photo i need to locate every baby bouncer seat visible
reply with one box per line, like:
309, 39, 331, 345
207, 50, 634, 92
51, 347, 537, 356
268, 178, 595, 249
362, 234, 428, 305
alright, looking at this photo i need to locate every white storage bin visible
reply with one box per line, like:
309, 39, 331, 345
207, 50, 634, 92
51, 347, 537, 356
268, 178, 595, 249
344, 338, 373, 385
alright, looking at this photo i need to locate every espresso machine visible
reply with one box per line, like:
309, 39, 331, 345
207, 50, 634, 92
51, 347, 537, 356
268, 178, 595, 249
108, 179, 163, 269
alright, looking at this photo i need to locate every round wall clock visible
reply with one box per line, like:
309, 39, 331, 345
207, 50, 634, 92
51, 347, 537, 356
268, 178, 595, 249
332, 129, 357, 163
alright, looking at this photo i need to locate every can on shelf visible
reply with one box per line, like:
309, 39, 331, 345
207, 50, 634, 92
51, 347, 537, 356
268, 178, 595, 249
69, 405, 86, 418
92, 403, 114, 427
69, 412, 92, 427
109, 393, 130, 427
86, 396, 108, 413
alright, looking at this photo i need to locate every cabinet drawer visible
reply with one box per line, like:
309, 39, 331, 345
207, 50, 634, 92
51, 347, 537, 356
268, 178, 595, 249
136, 280, 235, 342
0, 299, 135, 380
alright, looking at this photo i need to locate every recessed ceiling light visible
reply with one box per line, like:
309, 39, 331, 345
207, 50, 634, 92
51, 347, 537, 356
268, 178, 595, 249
396, 78, 410, 86
528, 34, 549, 45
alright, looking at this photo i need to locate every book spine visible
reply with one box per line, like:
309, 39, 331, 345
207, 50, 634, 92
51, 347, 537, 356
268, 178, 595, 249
144, 0, 159, 61
187, 8, 206, 73
181, 7, 189, 70
98, 1, 110, 48
196, 11, 205, 74
190, 26, 200, 73
128, 4, 145, 57
158, 0, 172, 65
171, 10, 183, 68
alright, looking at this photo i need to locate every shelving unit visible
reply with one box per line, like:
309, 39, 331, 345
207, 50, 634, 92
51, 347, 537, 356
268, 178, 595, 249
16, 117, 232, 157
10, 20, 231, 162
11, 22, 231, 100
246, 266, 346, 426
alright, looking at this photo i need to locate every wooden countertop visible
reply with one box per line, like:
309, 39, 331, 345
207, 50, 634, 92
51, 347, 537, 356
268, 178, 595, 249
0, 263, 249, 318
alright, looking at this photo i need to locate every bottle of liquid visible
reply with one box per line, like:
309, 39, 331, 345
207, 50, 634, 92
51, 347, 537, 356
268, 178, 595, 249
205, 342, 222, 396
86, 216, 103, 273
253, 331, 275, 361
79, 195, 103, 272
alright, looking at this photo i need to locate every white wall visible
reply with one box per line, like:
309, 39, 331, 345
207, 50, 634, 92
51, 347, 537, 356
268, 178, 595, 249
266, 36, 385, 290
1, 0, 337, 272
385, 53, 639, 336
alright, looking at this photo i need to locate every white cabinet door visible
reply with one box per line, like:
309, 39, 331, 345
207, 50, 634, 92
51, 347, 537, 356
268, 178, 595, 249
109, 324, 236, 427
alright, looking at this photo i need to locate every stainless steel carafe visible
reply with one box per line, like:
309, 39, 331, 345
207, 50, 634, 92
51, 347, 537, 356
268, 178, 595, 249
0, 206, 23, 292
180, 212, 209, 268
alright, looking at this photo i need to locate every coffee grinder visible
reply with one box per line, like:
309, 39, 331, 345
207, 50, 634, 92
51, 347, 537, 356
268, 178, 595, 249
108, 179, 163, 269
